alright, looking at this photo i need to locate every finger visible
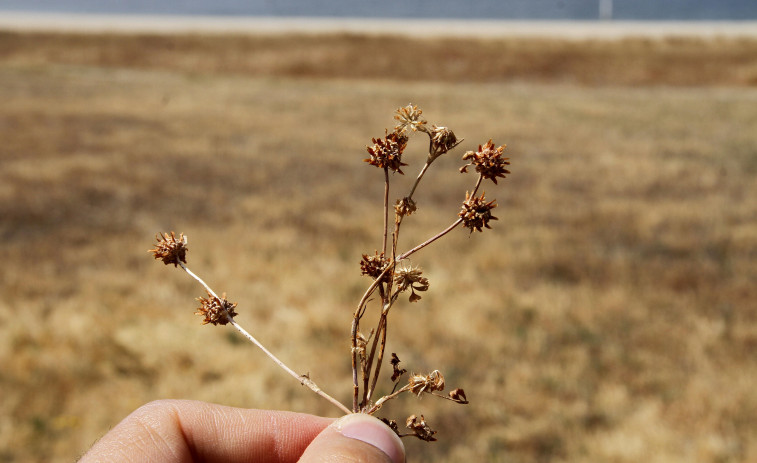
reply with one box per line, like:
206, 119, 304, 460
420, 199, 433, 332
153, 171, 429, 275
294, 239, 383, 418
298, 413, 405, 463
79, 399, 333, 463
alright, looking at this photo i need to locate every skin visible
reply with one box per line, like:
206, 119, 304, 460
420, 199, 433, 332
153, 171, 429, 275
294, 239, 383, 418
78, 399, 405, 463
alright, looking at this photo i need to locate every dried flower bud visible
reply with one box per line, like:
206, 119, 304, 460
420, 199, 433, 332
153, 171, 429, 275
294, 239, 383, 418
459, 191, 498, 233
149, 231, 187, 267
394, 197, 417, 218
394, 265, 429, 302
195, 291, 238, 326
449, 388, 469, 404
429, 126, 461, 161
460, 139, 510, 184
394, 104, 427, 134
391, 353, 407, 382
353, 330, 373, 363
360, 251, 392, 283
365, 130, 408, 174
409, 370, 445, 396
380, 418, 402, 436
406, 414, 438, 442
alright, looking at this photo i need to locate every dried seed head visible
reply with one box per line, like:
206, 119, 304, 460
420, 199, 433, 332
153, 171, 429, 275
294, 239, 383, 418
460, 139, 510, 184
365, 130, 409, 174
391, 353, 407, 382
394, 265, 430, 302
449, 388, 469, 404
149, 232, 188, 267
394, 104, 427, 134
459, 191, 498, 233
195, 291, 238, 326
406, 414, 438, 442
429, 126, 461, 161
409, 370, 445, 396
394, 196, 417, 218
360, 251, 392, 283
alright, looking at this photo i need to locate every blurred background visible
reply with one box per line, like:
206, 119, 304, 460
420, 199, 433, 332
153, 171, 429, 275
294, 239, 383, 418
1, 2, 756, 462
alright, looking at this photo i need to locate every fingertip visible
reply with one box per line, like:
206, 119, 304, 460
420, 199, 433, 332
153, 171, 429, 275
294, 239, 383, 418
334, 414, 406, 463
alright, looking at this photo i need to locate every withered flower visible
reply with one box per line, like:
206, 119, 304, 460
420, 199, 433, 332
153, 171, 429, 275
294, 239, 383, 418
449, 388, 469, 404
365, 130, 409, 174
459, 191, 498, 233
149, 231, 187, 267
460, 139, 510, 184
394, 265, 429, 302
390, 353, 407, 382
429, 126, 461, 161
195, 291, 238, 326
394, 197, 417, 218
380, 418, 401, 436
394, 104, 427, 134
360, 251, 392, 283
406, 415, 438, 442
409, 370, 445, 396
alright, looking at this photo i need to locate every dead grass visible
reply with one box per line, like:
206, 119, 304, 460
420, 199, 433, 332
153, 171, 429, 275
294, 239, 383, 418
0, 32, 756, 463
2, 31, 757, 86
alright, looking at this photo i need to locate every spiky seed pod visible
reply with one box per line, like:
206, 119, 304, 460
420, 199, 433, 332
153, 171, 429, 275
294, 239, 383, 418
394, 265, 429, 302
460, 139, 510, 184
394, 196, 417, 218
365, 130, 409, 174
429, 126, 461, 161
195, 291, 238, 326
406, 414, 438, 442
360, 251, 392, 283
394, 104, 427, 134
459, 191, 498, 233
149, 231, 188, 267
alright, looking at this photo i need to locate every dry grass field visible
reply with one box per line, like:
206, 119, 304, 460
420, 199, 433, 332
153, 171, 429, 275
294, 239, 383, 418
1, 31, 756, 462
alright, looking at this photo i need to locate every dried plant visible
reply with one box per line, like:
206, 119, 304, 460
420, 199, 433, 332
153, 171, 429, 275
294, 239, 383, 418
148, 104, 511, 441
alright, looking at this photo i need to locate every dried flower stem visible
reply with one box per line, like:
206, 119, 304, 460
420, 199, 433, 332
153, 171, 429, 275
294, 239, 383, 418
397, 174, 483, 261
178, 261, 351, 415
382, 167, 390, 256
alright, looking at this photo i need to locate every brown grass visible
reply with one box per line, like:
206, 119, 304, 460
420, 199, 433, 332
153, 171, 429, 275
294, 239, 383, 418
0, 31, 756, 462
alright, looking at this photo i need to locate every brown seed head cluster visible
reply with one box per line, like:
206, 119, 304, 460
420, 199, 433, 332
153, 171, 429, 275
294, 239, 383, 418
459, 191, 498, 233
460, 139, 510, 184
365, 131, 409, 174
409, 370, 445, 396
394, 265, 430, 302
394, 196, 417, 218
429, 126, 461, 161
406, 415, 438, 442
394, 104, 427, 134
360, 251, 392, 283
195, 291, 238, 326
149, 232, 188, 267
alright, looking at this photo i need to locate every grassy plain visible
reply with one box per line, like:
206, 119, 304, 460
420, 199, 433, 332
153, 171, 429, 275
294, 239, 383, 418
0, 31, 756, 462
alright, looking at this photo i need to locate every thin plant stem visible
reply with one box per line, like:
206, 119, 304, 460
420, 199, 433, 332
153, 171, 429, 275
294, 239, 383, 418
179, 262, 351, 416
407, 161, 431, 200
397, 218, 462, 262
382, 167, 389, 256
397, 174, 484, 262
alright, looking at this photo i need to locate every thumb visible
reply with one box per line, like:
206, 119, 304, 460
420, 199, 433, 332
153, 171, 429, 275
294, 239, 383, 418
298, 413, 405, 463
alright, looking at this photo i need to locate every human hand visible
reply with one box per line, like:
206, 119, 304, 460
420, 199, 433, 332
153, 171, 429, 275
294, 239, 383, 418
78, 399, 405, 463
